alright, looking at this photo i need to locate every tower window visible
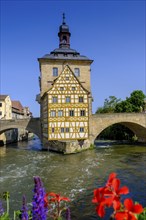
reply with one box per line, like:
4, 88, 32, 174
58, 110, 63, 117
66, 96, 71, 103
74, 68, 80, 77
0, 103, 2, 107
69, 110, 74, 116
50, 110, 56, 117
66, 77, 69, 80
52, 128, 55, 133
79, 97, 84, 103
80, 127, 84, 132
53, 67, 58, 77
61, 127, 64, 133
60, 87, 64, 91
60, 127, 69, 133
66, 127, 70, 133
52, 96, 58, 103
62, 36, 67, 43
72, 87, 76, 91
80, 110, 85, 116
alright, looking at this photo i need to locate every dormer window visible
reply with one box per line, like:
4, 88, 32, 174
74, 68, 80, 77
53, 67, 58, 77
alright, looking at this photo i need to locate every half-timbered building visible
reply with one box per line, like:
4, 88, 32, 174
37, 14, 93, 152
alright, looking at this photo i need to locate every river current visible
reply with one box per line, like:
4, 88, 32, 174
0, 138, 146, 219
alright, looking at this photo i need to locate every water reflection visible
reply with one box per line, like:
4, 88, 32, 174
0, 146, 6, 157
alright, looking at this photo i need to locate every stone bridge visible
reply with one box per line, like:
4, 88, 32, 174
0, 118, 41, 139
0, 113, 146, 144
89, 113, 146, 143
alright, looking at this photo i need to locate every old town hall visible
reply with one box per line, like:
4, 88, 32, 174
36, 14, 93, 153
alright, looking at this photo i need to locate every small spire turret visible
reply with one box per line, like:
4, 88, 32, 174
58, 14, 71, 48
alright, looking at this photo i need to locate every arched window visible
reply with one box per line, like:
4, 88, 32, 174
62, 36, 67, 43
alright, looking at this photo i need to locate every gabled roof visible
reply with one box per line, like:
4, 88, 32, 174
0, 95, 9, 100
43, 65, 90, 97
12, 101, 23, 111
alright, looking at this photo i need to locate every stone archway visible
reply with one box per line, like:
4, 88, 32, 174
0, 118, 42, 140
89, 113, 146, 144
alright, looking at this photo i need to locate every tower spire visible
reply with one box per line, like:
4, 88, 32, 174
58, 13, 71, 48
62, 13, 66, 25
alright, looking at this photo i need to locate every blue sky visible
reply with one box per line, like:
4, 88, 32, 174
1, 0, 145, 117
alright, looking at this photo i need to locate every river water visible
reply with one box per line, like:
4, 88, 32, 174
0, 138, 146, 219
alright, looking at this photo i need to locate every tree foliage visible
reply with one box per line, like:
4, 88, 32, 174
129, 90, 146, 112
96, 90, 146, 114
114, 100, 133, 113
96, 96, 121, 113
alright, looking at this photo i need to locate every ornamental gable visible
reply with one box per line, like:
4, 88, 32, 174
47, 65, 89, 95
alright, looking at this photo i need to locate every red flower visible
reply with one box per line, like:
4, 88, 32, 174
92, 188, 113, 217
44, 192, 70, 219
44, 193, 49, 207
49, 192, 70, 203
44, 192, 70, 206
104, 177, 129, 199
93, 173, 144, 220
106, 172, 117, 187
92, 188, 106, 217
115, 198, 144, 220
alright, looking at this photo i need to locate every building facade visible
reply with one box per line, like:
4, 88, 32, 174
0, 95, 32, 145
0, 95, 12, 119
37, 15, 93, 153
12, 101, 32, 119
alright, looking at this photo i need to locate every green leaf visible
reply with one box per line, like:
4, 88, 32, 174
0, 213, 10, 220
137, 207, 146, 220
2, 192, 10, 201
57, 217, 63, 220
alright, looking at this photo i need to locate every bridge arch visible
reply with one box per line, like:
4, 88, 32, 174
0, 118, 41, 140
89, 113, 146, 143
